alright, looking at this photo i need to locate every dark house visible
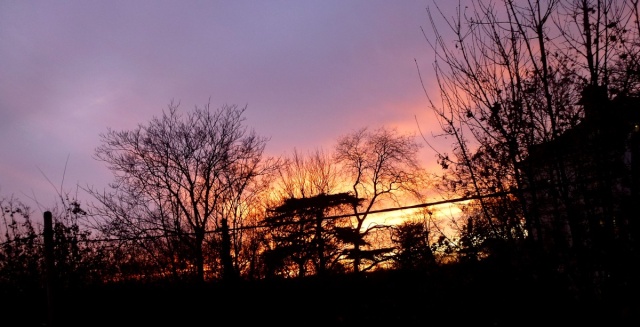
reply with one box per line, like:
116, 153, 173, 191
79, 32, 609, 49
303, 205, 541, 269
518, 85, 640, 263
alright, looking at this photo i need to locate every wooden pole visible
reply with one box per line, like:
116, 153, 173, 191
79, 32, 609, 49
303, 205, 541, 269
44, 211, 55, 326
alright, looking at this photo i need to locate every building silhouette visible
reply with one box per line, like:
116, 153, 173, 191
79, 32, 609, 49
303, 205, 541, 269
519, 85, 640, 266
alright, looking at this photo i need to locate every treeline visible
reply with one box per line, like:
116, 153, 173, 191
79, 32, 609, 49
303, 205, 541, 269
2, 0, 640, 324
1, 118, 440, 287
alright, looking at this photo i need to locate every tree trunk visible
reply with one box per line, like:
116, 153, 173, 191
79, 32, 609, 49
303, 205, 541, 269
220, 219, 237, 282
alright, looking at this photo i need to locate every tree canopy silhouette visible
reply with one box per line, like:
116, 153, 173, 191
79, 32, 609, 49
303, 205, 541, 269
334, 126, 426, 272
421, 0, 640, 293
88, 101, 276, 282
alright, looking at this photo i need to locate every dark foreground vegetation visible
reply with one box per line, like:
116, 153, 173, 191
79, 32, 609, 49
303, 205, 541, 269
3, 259, 639, 326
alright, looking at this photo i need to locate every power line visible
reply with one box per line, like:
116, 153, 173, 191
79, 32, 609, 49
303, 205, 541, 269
322, 190, 516, 220
1, 190, 516, 245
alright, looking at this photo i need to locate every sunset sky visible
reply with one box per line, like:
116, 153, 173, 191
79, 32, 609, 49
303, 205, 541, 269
1, 0, 460, 213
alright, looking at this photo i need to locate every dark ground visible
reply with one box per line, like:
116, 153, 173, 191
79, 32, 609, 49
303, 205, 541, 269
5, 262, 639, 327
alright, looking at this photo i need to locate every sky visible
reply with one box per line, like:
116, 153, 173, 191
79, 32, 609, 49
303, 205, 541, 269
1, 0, 457, 214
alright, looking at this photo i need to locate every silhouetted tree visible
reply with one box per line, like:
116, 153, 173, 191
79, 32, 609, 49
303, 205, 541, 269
455, 196, 524, 264
88, 102, 275, 282
263, 192, 359, 277
273, 148, 340, 199
49, 197, 109, 287
421, 0, 640, 260
334, 127, 426, 272
257, 148, 343, 278
391, 220, 435, 271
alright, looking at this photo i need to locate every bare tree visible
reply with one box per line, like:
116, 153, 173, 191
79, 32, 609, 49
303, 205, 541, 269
420, 0, 640, 274
273, 148, 340, 199
88, 101, 273, 282
334, 126, 426, 272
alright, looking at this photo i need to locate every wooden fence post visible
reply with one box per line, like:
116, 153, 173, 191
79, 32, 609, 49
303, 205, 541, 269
44, 211, 55, 326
